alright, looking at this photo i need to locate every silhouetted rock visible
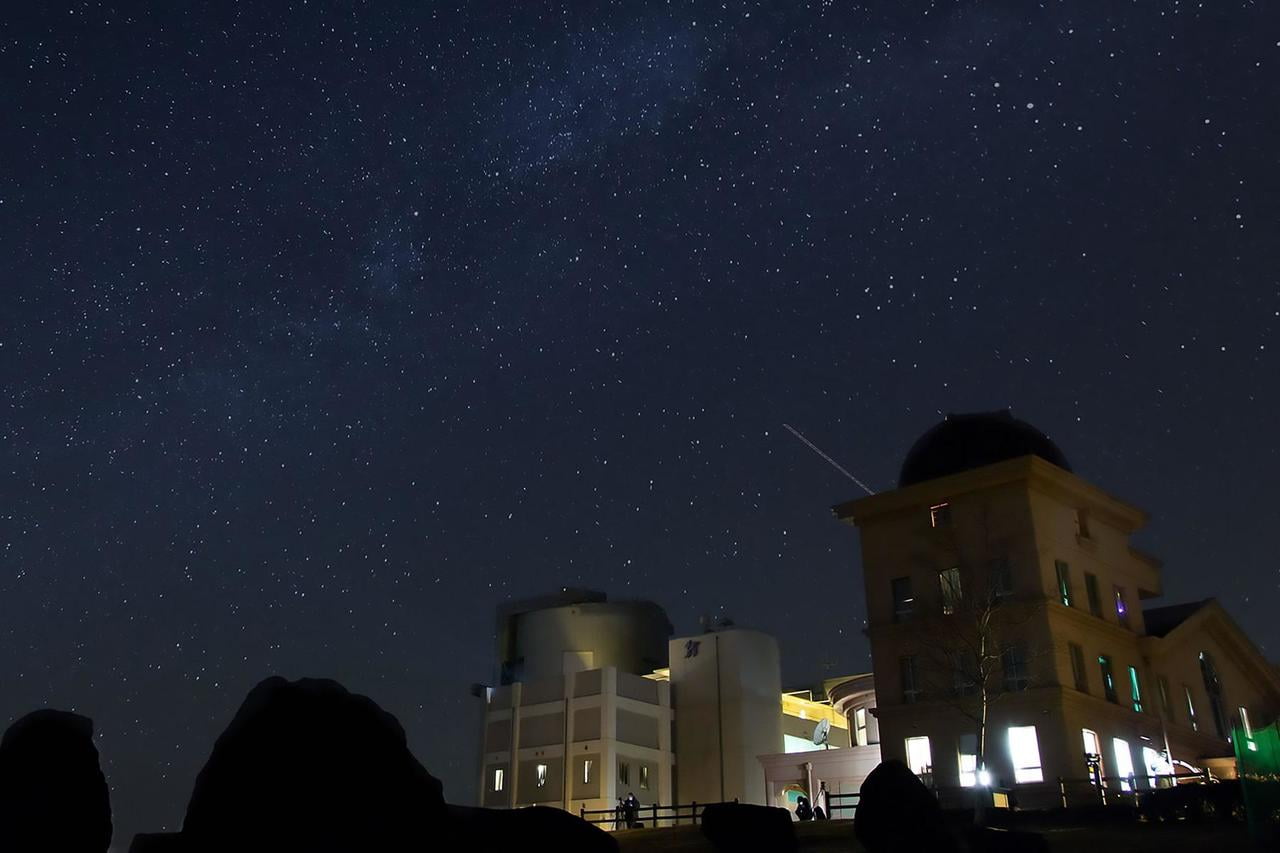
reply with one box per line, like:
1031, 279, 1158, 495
700, 802, 797, 853
854, 759, 956, 853
0, 709, 112, 853
448, 804, 617, 853
181, 676, 447, 851
128, 833, 186, 853
968, 826, 1048, 853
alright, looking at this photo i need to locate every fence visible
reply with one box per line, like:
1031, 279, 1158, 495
824, 792, 860, 818
579, 798, 738, 830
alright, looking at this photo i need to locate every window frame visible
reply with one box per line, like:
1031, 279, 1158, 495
1055, 560, 1073, 607
1099, 655, 1118, 703
1084, 572, 1102, 617
1069, 643, 1088, 693
939, 566, 963, 615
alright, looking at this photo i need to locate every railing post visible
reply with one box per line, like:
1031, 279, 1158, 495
1058, 776, 1067, 809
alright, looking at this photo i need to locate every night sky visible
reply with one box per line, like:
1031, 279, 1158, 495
4, 0, 1279, 842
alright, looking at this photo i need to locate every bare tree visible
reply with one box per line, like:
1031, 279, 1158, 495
906, 503, 1048, 820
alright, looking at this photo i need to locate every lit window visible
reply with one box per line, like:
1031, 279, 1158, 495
1184, 686, 1199, 732
1084, 573, 1102, 617
493, 768, 505, 792
1007, 726, 1044, 783
640, 765, 650, 790
905, 736, 933, 777
1098, 655, 1117, 703
1114, 586, 1130, 629
854, 708, 868, 746
891, 577, 914, 622
1112, 738, 1135, 791
1128, 666, 1144, 713
930, 503, 951, 528
1055, 560, 1072, 607
1143, 746, 1173, 787
1002, 644, 1029, 692
535, 763, 548, 788
583, 758, 594, 784
1240, 707, 1253, 739
958, 733, 978, 787
900, 656, 920, 704
1069, 643, 1088, 693
939, 567, 962, 615
1082, 729, 1104, 786
618, 761, 630, 786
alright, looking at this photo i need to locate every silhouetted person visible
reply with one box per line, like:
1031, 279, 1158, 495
614, 797, 625, 830
624, 792, 640, 828
794, 795, 813, 821
0, 709, 112, 853
181, 676, 447, 852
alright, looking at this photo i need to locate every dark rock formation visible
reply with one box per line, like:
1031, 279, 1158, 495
0, 709, 112, 853
181, 676, 447, 851
700, 802, 797, 853
448, 804, 617, 853
853, 759, 956, 853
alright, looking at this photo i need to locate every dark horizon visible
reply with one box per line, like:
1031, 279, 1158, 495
3, 1, 1277, 843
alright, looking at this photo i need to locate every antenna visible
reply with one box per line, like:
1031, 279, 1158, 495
812, 718, 832, 749
782, 424, 875, 495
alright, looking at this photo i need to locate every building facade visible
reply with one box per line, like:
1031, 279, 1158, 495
836, 412, 1280, 806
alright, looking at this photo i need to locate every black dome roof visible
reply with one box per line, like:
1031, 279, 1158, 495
898, 411, 1071, 488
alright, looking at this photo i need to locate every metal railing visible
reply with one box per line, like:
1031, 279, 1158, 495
824, 791, 860, 818
579, 798, 738, 830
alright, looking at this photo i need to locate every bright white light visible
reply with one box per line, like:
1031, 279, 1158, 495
978, 768, 992, 787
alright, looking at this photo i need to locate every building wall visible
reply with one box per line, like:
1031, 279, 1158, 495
842, 455, 1280, 807
478, 666, 673, 815
501, 600, 672, 684
669, 628, 783, 806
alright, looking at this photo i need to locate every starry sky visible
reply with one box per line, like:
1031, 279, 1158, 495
3, 0, 1279, 842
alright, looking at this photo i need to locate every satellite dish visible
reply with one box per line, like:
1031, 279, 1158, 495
812, 718, 831, 748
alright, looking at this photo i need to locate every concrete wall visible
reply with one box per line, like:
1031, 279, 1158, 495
669, 628, 783, 805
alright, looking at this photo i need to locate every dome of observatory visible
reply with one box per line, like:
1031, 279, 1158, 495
898, 411, 1071, 488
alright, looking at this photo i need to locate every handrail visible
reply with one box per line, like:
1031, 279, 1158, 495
578, 798, 739, 829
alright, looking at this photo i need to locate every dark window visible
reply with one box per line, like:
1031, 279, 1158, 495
1069, 643, 1088, 693
939, 567, 962, 615
989, 556, 1013, 601
1199, 652, 1229, 740
953, 650, 975, 696
930, 503, 952, 528
1055, 560, 1073, 607
901, 656, 920, 704
1098, 655, 1117, 703
1084, 573, 1102, 617
1113, 586, 1130, 629
618, 761, 630, 786
1075, 509, 1092, 539
1002, 644, 1030, 692
891, 577, 914, 622
1157, 676, 1173, 720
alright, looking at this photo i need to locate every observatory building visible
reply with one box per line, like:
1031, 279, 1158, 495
474, 589, 881, 819
835, 411, 1280, 806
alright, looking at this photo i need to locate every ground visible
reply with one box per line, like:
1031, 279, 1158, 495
614, 818, 1258, 852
